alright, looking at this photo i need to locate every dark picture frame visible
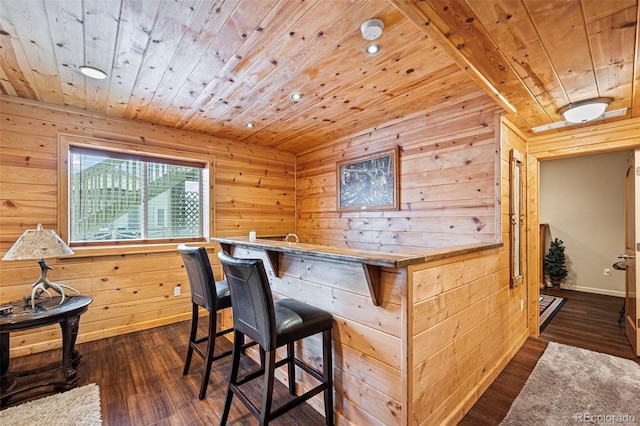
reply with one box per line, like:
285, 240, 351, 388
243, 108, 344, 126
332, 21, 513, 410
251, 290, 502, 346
337, 148, 399, 211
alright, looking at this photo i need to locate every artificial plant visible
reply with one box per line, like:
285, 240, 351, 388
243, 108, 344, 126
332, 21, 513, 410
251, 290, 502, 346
544, 237, 568, 285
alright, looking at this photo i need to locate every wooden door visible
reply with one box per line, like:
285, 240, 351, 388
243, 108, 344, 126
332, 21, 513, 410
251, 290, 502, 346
623, 150, 639, 356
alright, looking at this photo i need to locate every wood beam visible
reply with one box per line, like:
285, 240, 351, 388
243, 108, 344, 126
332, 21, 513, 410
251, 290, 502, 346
389, 0, 549, 129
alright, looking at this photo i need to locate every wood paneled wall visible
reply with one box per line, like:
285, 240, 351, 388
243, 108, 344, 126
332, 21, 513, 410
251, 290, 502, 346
528, 116, 640, 160
0, 96, 296, 356
222, 245, 406, 425
296, 94, 503, 252
407, 117, 529, 425
289, 91, 530, 424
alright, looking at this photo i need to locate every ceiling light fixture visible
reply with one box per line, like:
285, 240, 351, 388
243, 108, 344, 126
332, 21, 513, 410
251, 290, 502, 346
531, 107, 627, 133
290, 93, 303, 102
557, 97, 613, 123
245, 122, 254, 128
361, 18, 384, 40
79, 66, 108, 80
365, 44, 380, 55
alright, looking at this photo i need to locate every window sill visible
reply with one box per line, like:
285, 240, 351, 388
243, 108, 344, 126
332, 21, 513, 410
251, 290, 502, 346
63, 241, 217, 259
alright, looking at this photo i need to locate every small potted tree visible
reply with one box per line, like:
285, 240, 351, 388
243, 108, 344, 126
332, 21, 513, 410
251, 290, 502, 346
544, 238, 568, 287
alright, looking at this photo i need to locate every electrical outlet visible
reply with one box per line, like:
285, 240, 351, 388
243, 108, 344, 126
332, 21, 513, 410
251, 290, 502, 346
604, 268, 611, 277
174, 286, 181, 297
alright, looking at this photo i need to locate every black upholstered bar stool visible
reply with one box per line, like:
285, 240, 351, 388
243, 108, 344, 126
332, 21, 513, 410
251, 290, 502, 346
217, 251, 334, 426
178, 244, 234, 400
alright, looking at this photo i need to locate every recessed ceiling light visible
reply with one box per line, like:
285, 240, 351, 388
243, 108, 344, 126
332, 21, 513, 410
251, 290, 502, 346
245, 122, 254, 128
290, 93, 303, 102
365, 44, 380, 55
79, 66, 108, 80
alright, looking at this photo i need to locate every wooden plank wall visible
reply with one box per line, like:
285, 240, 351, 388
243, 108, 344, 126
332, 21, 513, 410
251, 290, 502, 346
296, 94, 503, 252
0, 96, 296, 356
408, 117, 529, 425
222, 245, 407, 425
528, 116, 640, 160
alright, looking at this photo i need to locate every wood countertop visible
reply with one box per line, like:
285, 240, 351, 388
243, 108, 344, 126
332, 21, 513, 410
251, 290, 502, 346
212, 236, 425, 268
212, 236, 501, 268
212, 237, 502, 306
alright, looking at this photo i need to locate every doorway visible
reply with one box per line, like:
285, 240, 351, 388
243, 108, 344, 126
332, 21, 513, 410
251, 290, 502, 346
539, 151, 629, 297
532, 150, 632, 341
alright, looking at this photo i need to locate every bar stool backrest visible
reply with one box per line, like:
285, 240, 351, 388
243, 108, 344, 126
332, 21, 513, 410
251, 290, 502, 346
218, 251, 277, 351
178, 245, 216, 312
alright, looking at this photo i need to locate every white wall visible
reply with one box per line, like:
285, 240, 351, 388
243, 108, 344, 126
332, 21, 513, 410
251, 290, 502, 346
540, 150, 630, 297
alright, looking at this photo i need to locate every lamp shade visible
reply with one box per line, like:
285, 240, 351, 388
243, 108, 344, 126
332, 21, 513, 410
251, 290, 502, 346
558, 97, 612, 123
2, 224, 74, 261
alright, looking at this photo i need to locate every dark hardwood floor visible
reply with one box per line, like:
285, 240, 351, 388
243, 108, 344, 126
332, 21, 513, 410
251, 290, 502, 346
460, 288, 638, 426
4, 319, 326, 425
3, 289, 637, 425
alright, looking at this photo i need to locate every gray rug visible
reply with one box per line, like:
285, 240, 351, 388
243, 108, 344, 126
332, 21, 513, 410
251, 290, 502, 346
0, 383, 102, 425
501, 342, 639, 425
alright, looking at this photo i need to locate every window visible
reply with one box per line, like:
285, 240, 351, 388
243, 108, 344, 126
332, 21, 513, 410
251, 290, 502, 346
59, 134, 212, 247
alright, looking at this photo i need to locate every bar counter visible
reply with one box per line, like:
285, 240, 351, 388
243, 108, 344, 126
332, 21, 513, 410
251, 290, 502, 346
213, 236, 500, 306
211, 237, 509, 425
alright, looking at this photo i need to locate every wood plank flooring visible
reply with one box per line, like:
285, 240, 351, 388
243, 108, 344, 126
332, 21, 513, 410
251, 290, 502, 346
3, 289, 637, 425
460, 288, 638, 426
4, 317, 327, 425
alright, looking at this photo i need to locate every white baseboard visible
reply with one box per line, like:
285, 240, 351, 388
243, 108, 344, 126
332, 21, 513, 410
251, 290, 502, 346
559, 285, 625, 298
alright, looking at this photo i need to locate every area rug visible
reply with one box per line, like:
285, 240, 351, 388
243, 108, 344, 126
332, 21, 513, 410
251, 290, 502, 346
0, 383, 102, 425
501, 342, 640, 425
539, 294, 566, 332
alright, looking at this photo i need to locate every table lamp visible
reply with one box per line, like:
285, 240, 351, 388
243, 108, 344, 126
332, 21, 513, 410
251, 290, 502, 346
2, 223, 79, 309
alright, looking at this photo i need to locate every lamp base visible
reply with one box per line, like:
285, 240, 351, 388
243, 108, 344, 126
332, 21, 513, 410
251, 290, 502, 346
26, 259, 80, 309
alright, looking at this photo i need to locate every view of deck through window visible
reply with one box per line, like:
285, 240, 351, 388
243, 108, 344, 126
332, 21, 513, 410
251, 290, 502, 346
69, 147, 204, 243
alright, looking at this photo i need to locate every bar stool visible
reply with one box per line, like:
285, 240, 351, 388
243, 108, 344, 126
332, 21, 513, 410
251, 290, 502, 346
178, 244, 234, 400
217, 251, 334, 426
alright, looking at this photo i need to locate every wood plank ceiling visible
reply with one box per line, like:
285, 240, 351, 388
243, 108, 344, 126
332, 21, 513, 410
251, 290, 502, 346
0, 0, 638, 153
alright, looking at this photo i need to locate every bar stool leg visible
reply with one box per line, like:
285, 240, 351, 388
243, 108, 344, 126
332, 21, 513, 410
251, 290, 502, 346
259, 346, 266, 369
220, 330, 243, 426
287, 342, 295, 395
260, 350, 277, 425
198, 310, 217, 400
183, 303, 199, 376
323, 329, 333, 426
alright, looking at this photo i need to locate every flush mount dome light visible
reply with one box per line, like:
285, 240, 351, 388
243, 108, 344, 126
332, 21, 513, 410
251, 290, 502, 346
557, 97, 613, 123
79, 66, 108, 80
365, 43, 380, 55
290, 93, 303, 102
360, 18, 384, 40
245, 122, 255, 128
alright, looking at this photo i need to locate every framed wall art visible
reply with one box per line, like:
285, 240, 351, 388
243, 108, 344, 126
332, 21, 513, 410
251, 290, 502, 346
337, 148, 398, 211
